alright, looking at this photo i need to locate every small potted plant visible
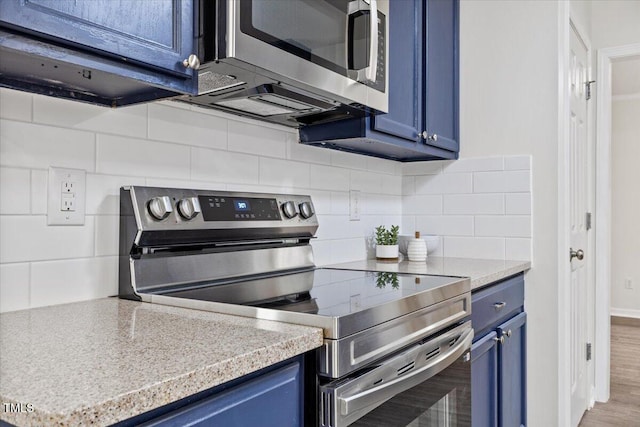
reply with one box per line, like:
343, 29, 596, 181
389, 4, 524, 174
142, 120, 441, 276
375, 225, 399, 260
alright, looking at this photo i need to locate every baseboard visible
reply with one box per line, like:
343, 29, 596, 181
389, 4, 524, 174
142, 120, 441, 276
611, 308, 640, 326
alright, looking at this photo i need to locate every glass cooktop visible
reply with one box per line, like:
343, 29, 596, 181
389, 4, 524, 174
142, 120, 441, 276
162, 268, 464, 319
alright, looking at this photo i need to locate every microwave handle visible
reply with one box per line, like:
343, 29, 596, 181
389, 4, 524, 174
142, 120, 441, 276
347, 0, 379, 84
338, 326, 473, 417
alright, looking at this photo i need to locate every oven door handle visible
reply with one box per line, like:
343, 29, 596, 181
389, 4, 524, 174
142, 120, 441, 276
338, 326, 473, 417
347, 0, 379, 84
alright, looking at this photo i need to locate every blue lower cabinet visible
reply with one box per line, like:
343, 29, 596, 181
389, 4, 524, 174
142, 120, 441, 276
471, 331, 498, 427
498, 312, 527, 427
471, 274, 526, 427
121, 358, 303, 427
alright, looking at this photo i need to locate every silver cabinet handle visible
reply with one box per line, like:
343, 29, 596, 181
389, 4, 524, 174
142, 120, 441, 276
503, 329, 512, 338
182, 54, 200, 70
570, 248, 584, 261
338, 326, 473, 416
494, 336, 505, 344
494, 302, 507, 311
420, 131, 438, 142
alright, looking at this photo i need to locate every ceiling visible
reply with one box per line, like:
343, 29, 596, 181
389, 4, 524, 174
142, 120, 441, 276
612, 56, 640, 96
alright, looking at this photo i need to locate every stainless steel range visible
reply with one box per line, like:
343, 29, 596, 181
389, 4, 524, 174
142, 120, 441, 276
119, 186, 473, 427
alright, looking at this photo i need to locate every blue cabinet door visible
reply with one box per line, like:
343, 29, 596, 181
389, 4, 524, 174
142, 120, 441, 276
371, 0, 422, 142
0, 0, 194, 77
471, 331, 499, 427
424, 0, 459, 153
497, 312, 527, 427
138, 361, 303, 427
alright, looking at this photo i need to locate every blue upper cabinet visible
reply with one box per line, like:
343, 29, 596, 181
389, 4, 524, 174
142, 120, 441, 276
299, 0, 459, 162
0, 0, 197, 106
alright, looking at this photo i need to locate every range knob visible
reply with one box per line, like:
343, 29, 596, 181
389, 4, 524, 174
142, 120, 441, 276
147, 196, 173, 221
299, 202, 315, 219
281, 201, 298, 219
177, 197, 201, 220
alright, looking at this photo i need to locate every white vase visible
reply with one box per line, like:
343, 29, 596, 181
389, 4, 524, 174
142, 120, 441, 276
376, 244, 399, 260
407, 237, 427, 262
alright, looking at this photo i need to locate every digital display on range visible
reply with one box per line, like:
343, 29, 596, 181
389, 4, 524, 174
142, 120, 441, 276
198, 195, 281, 221
234, 200, 250, 211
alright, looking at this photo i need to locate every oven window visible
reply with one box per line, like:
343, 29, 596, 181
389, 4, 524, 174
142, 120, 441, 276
350, 356, 471, 427
239, 0, 366, 76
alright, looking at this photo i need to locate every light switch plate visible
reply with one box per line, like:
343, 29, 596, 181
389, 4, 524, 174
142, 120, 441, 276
349, 190, 360, 221
47, 167, 86, 225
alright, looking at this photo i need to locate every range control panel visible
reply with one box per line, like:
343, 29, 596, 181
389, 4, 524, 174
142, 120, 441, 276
126, 186, 317, 232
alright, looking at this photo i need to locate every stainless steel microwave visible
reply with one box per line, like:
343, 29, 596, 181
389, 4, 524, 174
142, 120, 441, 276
183, 0, 389, 127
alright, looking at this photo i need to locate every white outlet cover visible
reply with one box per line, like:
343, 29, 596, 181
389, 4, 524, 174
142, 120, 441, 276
349, 190, 361, 221
47, 167, 86, 226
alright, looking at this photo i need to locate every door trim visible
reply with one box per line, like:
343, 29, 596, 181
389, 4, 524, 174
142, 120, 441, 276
594, 41, 640, 403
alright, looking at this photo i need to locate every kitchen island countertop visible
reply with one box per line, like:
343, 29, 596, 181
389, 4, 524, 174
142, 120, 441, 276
0, 298, 323, 427
327, 256, 531, 290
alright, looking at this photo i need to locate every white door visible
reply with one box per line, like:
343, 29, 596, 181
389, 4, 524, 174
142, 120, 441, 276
569, 23, 590, 427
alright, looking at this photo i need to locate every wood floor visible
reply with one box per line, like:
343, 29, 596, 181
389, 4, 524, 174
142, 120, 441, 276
579, 319, 640, 426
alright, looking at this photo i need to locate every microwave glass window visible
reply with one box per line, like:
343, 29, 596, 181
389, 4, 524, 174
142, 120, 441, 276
241, 0, 370, 76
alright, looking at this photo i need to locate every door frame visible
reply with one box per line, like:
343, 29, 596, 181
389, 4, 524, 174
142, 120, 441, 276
593, 42, 640, 403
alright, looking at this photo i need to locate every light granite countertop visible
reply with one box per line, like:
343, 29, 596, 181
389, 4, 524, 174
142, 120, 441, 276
0, 298, 323, 427
326, 256, 531, 290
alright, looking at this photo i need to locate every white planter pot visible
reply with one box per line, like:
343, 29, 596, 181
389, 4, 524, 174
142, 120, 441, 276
376, 244, 399, 260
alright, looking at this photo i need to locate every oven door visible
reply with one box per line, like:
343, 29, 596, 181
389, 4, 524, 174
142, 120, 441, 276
319, 321, 473, 427
226, 0, 388, 112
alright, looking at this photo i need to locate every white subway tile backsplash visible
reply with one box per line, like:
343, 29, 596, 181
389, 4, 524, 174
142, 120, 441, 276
97, 134, 190, 179
30, 170, 48, 215
402, 195, 443, 215
310, 164, 350, 191
351, 170, 383, 193
260, 158, 310, 188
310, 239, 332, 266
402, 161, 443, 176
506, 193, 532, 215
228, 120, 287, 158
288, 138, 332, 165
363, 194, 402, 215
443, 194, 505, 215
0, 216, 94, 263
473, 170, 530, 193
0, 167, 30, 214
506, 238, 532, 261
145, 178, 226, 191
315, 215, 364, 240
1, 120, 95, 171
86, 174, 146, 215
331, 151, 368, 170
306, 190, 331, 215
330, 191, 349, 215
366, 156, 397, 176
401, 216, 416, 235
475, 216, 531, 238
442, 157, 504, 173
380, 175, 402, 195
504, 156, 531, 170
148, 104, 227, 150
0, 263, 30, 313
415, 215, 474, 236
191, 147, 259, 185
330, 238, 366, 264
0, 88, 32, 122
415, 173, 472, 194
94, 216, 119, 257
402, 176, 415, 196
30, 256, 118, 308
33, 96, 147, 138
443, 237, 505, 260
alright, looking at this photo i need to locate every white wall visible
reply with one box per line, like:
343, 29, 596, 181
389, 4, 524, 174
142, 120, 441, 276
459, 0, 561, 425
591, 0, 640, 50
0, 88, 404, 313
610, 96, 640, 316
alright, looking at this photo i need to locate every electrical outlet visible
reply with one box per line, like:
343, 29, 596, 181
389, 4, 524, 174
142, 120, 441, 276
349, 190, 360, 221
48, 167, 86, 225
